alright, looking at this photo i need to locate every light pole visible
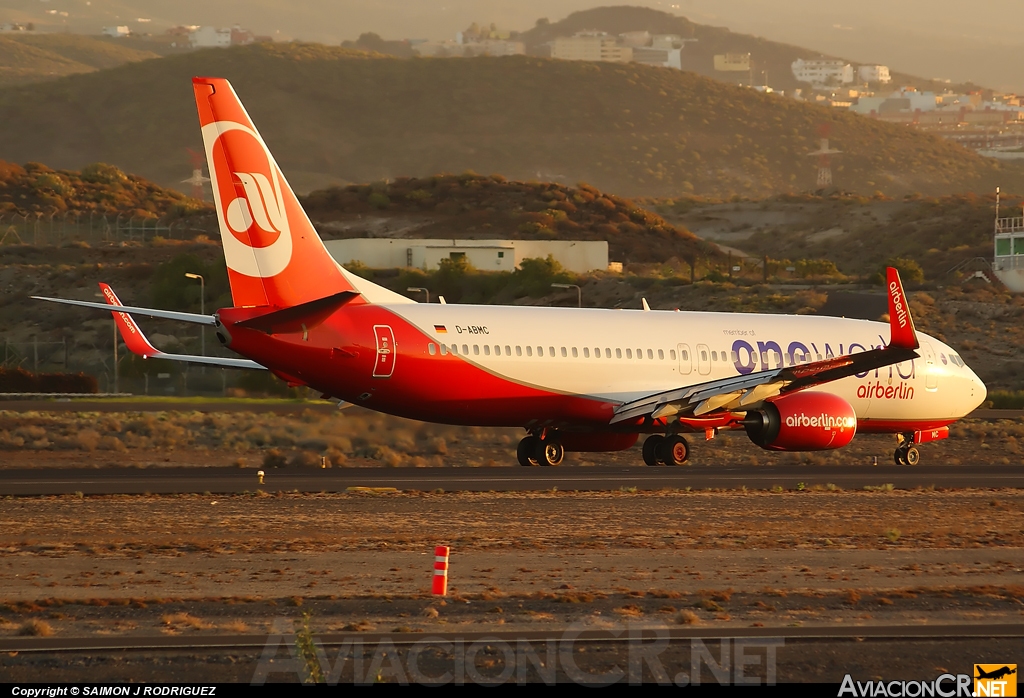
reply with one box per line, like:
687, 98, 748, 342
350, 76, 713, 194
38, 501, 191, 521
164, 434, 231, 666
185, 272, 205, 360
551, 283, 582, 308
407, 287, 430, 303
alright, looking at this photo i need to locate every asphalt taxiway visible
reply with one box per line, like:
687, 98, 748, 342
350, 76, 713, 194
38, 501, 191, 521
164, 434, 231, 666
1, 463, 1020, 496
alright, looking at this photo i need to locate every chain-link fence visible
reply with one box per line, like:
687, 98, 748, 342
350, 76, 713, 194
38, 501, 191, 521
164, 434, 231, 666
0, 212, 215, 246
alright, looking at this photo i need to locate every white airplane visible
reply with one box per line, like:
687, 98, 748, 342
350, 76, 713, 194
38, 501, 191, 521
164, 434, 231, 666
35, 77, 987, 468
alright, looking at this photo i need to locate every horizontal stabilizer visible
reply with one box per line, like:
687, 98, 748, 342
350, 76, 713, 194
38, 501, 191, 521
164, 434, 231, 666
236, 290, 361, 335
32, 295, 217, 326
99, 283, 265, 371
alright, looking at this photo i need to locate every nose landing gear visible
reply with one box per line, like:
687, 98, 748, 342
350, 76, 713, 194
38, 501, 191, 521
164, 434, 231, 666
517, 433, 564, 467
642, 434, 690, 466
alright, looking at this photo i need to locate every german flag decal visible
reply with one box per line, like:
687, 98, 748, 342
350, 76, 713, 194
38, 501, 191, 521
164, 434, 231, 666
434, 325, 447, 333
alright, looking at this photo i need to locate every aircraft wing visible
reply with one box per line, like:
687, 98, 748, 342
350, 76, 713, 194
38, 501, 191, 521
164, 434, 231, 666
97, 283, 265, 370
611, 267, 920, 424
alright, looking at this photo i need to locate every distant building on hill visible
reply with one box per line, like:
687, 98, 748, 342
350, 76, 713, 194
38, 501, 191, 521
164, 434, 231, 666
552, 33, 632, 63
858, 65, 891, 84
0, 22, 33, 32
791, 58, 854, 86
714, 53, 750, 72
189, 25, 254, 49
102, 26, 131, 38
325, 239, 609, 274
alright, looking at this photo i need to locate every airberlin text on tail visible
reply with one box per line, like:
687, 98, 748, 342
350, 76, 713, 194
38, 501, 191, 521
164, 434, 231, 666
192, 77, 354, 309
886, 267, 919, 350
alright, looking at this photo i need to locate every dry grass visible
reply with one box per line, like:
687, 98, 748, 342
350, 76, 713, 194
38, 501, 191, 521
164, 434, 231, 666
676, 610, 701, 625
17, 619, 54, 636
160, 612, 211, 630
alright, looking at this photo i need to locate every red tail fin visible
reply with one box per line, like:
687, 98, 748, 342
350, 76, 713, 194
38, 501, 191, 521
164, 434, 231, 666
192, 77, 355, 308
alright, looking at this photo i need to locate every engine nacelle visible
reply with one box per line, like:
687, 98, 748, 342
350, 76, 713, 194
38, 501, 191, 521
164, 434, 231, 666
744, 391, 857, 451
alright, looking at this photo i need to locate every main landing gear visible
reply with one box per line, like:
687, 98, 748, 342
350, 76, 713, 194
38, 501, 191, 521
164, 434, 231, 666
642, 434, 690, 466
517, 434, 565, 467
894, 433, 920, 466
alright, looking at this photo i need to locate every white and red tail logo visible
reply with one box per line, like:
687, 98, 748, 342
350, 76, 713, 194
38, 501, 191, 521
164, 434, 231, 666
193, 77, 353, 308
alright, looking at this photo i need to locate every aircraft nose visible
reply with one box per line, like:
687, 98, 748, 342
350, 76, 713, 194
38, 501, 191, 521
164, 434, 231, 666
969, 368, 987, 411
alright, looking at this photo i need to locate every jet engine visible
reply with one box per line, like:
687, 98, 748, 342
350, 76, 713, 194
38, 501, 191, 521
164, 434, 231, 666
743, 391, 857, 451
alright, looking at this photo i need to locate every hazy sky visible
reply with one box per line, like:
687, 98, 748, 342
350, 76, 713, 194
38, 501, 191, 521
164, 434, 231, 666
4, 0, 1023, 89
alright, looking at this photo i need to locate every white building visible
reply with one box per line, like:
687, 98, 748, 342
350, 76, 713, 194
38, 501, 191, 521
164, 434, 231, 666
325, 239, 609, 274
190, 26, 231, 48
632, 47, 682, 70
552, 34, 632, 63
791, 58, 854, 86
858, 64, 891, 84
102, 26, 130, 38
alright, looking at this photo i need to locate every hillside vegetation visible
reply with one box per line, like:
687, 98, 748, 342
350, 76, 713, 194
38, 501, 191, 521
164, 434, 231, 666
0, 160, 206, 217
0, 42, 1019, 200
302, 173, 715, 264
0, 33, 159, 87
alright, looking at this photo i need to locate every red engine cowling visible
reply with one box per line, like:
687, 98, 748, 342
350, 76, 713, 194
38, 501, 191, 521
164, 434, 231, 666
744, 391, 857, 451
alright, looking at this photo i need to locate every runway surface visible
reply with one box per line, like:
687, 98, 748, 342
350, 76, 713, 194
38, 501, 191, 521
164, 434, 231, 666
1, 463, 1021, 495
3, 623, 1022, 654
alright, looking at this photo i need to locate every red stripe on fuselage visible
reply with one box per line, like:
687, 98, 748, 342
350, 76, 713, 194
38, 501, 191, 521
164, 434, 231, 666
219, 304, 617, 427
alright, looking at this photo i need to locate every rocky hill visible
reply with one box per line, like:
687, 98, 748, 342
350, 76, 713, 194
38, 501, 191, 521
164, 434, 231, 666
0, 42, 1019, 201
0, 33, 160, 87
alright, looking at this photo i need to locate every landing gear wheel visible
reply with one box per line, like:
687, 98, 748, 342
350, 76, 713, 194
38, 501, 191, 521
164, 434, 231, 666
642, 435, 664, 466
659, 435, 690, 466
893, 449, 906, 466
517, 436, 540, 467
534, 439, 564, 467
904, 447, 920, 466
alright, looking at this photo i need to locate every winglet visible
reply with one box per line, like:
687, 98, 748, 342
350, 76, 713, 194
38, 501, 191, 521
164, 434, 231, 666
99, 283, 163, 359
885, 267, 919, 350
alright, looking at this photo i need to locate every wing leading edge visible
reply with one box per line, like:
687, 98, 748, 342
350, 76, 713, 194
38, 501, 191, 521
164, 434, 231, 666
611, 267, 921, 424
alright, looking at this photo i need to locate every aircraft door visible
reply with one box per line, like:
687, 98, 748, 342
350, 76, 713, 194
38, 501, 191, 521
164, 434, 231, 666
919, 340, 938, 391
696, 343, 711, 376
372, 325, 396, 378
677, 343, 692, 375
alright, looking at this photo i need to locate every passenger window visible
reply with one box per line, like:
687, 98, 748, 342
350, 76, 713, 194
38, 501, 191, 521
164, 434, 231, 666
616, 348, 622, 359
462, 344, 469, 355
730, 351, 737, 362
626, 349, 633, 359
484, 345, 491, 356
441, 344, 448, 355
711, 351, 717, 362
561, 347, 567, 357
473, 345, 480, 355
549, 347, 555, 357
538, 346, 544, 356
572, 347, 578, 358
816, 353, 822, 361
658, 349, 664, 360
505, 345, 511, 356
526, 346, 533, 357
428, 344, 436, 356
605, 348, 612, 358
701, 350, 708, 362
682, 350, 689, 361
584, 347, 590, 358
516, 346, 522, 357
670, 350, 676, 360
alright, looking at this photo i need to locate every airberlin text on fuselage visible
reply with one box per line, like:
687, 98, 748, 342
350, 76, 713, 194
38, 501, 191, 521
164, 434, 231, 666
731, 337, 916, 381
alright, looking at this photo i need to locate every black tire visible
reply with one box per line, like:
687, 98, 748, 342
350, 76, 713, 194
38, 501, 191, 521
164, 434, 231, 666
661, 435, 690, 466
905, 447, 920, 466
893, 449, 907, 466
642, 436, 664, 466
517, 436, 540, 467
535, 439, 564, 467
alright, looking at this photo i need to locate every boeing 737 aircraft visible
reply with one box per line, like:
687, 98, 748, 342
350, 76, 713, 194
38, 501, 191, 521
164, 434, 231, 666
35, 77, 987, 467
